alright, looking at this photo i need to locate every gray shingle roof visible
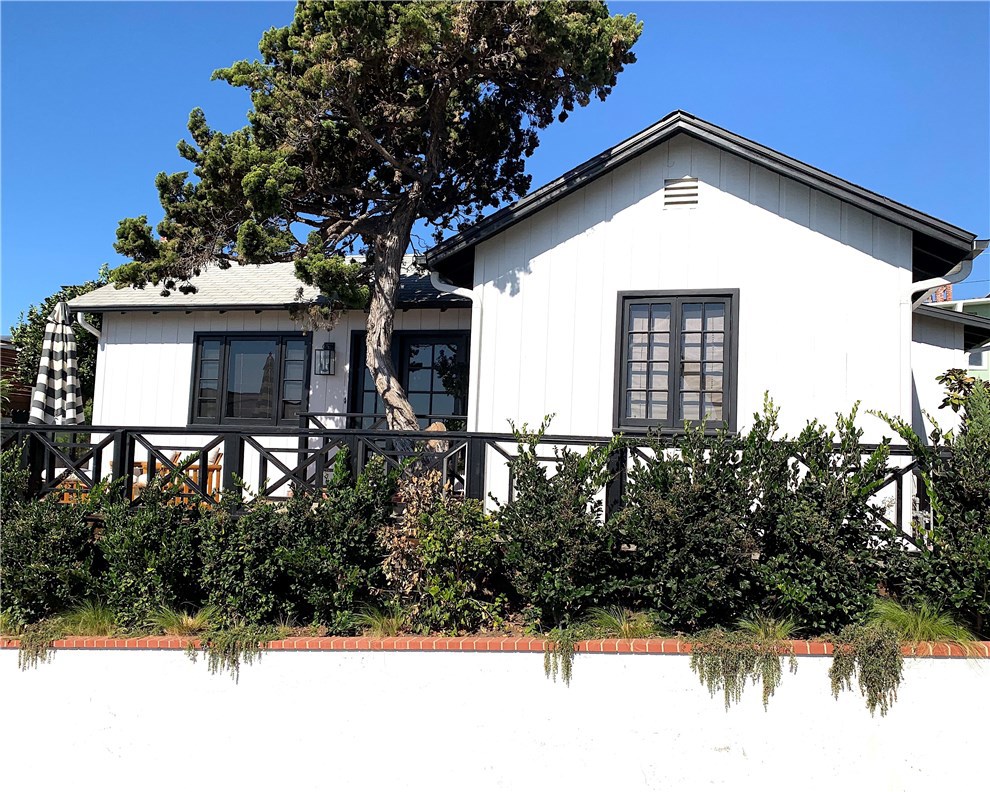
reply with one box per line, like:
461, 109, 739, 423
68, 262, 467, 312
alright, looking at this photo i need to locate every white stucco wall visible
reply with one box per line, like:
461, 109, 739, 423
469, 133, 915, 441
1, 648, 984, 790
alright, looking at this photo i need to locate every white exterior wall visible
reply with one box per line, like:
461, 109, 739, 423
93, 307, 471, 427
89, 307, 469, 493
911, 314, 965, 437
469, 133, 914, 441
1, 648, 985, 791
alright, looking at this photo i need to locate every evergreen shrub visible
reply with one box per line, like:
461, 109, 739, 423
498, 420, 622, 628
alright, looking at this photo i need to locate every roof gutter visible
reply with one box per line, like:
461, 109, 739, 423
909, 238, 988, 309
75, 312, 101, 340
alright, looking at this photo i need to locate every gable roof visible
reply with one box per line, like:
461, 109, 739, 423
425, 110, 980, 281
67, 262, 468, 313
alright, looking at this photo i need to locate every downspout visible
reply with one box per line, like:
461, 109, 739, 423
76, 312, 101, 339
908, 238, 988, 309
901, 236, 988, 433
430, 270, 481, 431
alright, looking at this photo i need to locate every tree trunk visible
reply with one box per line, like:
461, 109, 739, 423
365, 198, 421, 431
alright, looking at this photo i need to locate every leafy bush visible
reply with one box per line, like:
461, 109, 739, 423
279, 457, 395, 631
878, 383, 990, 637
613, 399, 895, 634
417, 487, 506, 633
0, 444, 30, 516
98, 479, 204, 627
614, 427, 759, 632
753, 403, 895, 634
0, 496, 102, 624
199, 456, 394, 631
377, 470, 507, 633
498, 420, 622, 628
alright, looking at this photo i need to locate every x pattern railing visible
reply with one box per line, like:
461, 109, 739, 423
1, 422, 929, 546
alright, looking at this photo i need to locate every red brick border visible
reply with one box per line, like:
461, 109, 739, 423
1, 636, 988, 657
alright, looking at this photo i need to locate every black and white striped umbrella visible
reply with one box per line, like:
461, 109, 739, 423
28, 301, 83, 425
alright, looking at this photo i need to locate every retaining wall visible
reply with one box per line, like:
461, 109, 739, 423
1, 638, 986, 791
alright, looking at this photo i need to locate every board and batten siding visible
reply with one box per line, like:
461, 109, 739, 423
468, 133, 914, 442
93, 307, 471, 428
90, 307, 470, 494
911, 314, 965, 437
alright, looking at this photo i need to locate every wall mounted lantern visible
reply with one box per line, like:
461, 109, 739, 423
314, 342, 336, 375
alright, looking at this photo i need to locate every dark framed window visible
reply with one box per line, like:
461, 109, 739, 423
349, 331, 469, 428
190, 332, 311, 426
615, 290, 738, 431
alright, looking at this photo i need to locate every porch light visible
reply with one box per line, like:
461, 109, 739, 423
314, 342, 336, 375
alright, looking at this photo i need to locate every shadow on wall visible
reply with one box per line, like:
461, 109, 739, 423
485, 139, 663, 297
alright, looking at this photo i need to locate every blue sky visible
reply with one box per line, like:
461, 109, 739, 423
2, 1, 988, 328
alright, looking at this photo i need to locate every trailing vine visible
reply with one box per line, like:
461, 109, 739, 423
829, 624, 903, 716
17, 620, 67, 670
689, 628, 797, 711
543, 625, 583, 686
189, 624, 280, 682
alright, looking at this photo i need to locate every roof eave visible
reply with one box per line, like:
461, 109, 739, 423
426, 110, 977, 270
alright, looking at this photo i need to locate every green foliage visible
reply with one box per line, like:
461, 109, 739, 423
0, 609, 23, 636
689, 626, 798, 711
416, 487, 507, 633
614, 426, 759, 632
112, 2, 640, 426
0, 496, 102, 624
936, 368, 990, 413
755, 402, 894, 634
60, 600, 118, 637
584, 607, 656, 639
499, 419, 622, 628
7, 266, 108, 412
876, 383, 990, 637
113, 1, 641, 293
378, 470, 507, 633
0, 444, 30, 516
868, 598, 976, 644
192, 623, 279, 682
17, 619, 67, 671
353, 604, 408, 638
98, 479, 204, 627
736, 614, 800, 643
829, 623, 903, 716
614, 398, 896, 634
200, 456, 394, 630
147, 605, 218, 636
543, 624, 583, 687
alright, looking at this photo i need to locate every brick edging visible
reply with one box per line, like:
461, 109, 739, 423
1, 636, 988, 657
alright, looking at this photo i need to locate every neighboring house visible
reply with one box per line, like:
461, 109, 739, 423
0, 335, 32, 419
926, 294, 990, 382
67, 111, 989, 461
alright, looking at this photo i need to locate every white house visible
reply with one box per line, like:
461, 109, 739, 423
67, 111, 989, 483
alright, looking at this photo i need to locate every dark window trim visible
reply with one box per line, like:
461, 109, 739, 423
613, 289, 739, 433
347, 329, 470, 426
188, 331, 312, 427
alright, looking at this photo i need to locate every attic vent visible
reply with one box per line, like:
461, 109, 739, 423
664, 177, 699, 208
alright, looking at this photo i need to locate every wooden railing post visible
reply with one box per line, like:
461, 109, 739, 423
111, 429, 134, 500
605, 445, 628, 521
465, 437, 487, 501
25, 431, 44, 497
221, 433, 243, 494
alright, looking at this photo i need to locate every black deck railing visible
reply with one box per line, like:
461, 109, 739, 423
0, 419, 929, 546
